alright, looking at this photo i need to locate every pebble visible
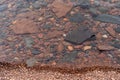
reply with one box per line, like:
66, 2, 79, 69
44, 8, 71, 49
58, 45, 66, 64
61, 51, 78, 62
114, 27, 120, 33
83, 46, 92, 51
24, 37, 34, 48
93, 14, 120, 25
105, 27, 116, 37
26, 58, 37, 67
89, 8, 98, 16
38, 33, 43, 39
32, 48, 41, 55
0, 12, 5, 18
102, 34, 108, 38
98, 7, 109, 13
79, 2, 91, 9
69, 13, 85, 23
0, 4, 8, 12
43, 23, 53, 29
57, 43, 64, 52
32, 1, 41, 9
67, 45, 74, 51
97, 44, 115, 50
112, 43, 120, 49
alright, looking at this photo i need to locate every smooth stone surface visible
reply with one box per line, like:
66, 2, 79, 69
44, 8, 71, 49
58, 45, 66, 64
93, 14, 120, 25
65, 27, 94, 44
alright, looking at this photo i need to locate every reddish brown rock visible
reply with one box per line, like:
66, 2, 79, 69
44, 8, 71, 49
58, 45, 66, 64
51, 0, 73, 18
45, 31, 62, 39
10, 19, 39, 34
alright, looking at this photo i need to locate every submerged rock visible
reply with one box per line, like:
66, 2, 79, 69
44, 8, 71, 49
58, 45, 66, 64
10, 19, 39, 34
51, 0, 73, 18
65, 27, 94, 44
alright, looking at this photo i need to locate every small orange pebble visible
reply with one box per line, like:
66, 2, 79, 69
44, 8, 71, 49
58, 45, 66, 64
50, 18, 55, 21
83, 46, 92, 51
63, 18, 69, 21
67, 45, 74, 51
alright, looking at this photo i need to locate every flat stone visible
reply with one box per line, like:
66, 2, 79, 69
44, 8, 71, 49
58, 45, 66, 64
69, 13, 85, 23
10, 19, 39, 34
65, 27, 94, 44
93, 14, 120, 25
51, 0, 73, 18
97, 44, 115, 51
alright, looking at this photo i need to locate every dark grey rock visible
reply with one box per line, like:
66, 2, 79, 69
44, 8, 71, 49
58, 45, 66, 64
0, 4, 7, 12
60, 51, 78, 63
32, 48, 40, 55
114, 27, 120, 33
93, 14, 120, 25
65, 27, 94, 44
69, 13, 84, 23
